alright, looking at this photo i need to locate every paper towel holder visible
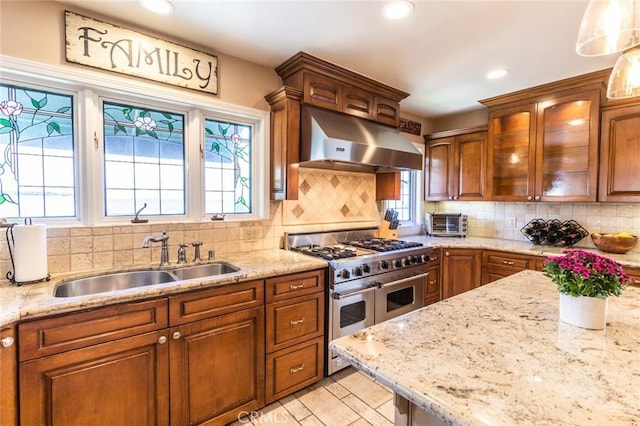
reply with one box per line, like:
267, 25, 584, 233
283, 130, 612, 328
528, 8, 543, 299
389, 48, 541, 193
5, 218, 51, 286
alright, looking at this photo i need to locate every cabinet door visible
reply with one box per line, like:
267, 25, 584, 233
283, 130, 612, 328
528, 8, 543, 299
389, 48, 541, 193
441, 249, 482, 299
170, 307, 265, 426
455, 131, 486, 200
424, 264, 440, 306
1, 326, 17, 426
424, 137, 454, 201
486, 104, 537, 201
20, 331, 169, 426
303, 73, 342, 111
373, 95, 400, 126
624, 267, 640, 287
536, 89, 600, 202
343, 86, 374, 120
599, 104, 640, 202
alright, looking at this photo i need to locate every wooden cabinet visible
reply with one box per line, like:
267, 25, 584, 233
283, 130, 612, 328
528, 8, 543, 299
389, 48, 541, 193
19, 300, 170, 426
624, 266, 640, 287
265, 269, 325, 403
1, 325, 17, 426
424, 249, 441, 306
265, 86, 302, 201
599, 103, 640, 202
482, 250, 544, 284
266, 52, 409, 200
441, 249, 482, 299
169, 281, 265, 425
481, 72, 607, 202
424, 127, 486, 201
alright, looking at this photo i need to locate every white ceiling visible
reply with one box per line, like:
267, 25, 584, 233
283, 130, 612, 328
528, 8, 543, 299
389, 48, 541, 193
57, 0, 618, 118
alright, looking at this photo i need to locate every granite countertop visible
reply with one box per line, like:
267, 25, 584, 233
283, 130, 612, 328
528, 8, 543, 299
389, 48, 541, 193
330, 269, 640, 426
0, 249, 327, 328
403, 235, 640, 267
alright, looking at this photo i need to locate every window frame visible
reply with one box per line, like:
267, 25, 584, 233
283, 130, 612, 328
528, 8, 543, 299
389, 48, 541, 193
0, 55, 269, 226
385, 142, 424, 234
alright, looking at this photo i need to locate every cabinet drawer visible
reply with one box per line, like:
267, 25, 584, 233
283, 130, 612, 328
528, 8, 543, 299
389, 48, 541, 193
169, 280, 263, 326
624, 267, 640, 287
19, 298, 168, 361
266, 337, 323, 403
303, 72, 342, 111
266, 293, 324, 353
265, 269, 325, 303
484, 252, 529, 269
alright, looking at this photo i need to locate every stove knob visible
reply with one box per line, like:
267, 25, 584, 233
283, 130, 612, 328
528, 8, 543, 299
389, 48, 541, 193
380, 260, 389, 270
362, 264, 371, 274
353, 266, 363, 277
409, 255, 419, 264
339, 269, 350, 279
393, 259, 402, 268
402, 258, 411, 267
422, 254, 431, 263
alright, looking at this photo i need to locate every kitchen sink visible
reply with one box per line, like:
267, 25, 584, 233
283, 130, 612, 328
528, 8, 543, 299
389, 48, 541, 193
53, 270, 178, 298
170, 262, 240, 280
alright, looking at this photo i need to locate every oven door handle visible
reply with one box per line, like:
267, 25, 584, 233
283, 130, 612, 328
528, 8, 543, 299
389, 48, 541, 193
332, 285, 377, 299
375, 272, 429, 289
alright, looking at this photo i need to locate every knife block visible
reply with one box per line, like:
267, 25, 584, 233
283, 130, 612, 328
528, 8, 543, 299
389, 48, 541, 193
379, 221, 398, 239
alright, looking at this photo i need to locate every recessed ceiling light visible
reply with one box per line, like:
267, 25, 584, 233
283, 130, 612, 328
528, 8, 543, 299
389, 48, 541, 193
139, 0, 174, 15
486, 69, 510, 79
382, 1, 415, 20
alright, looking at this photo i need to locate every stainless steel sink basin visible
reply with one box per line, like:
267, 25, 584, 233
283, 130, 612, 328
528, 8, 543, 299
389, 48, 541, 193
53, 270, 177, 298
171, 262, 240, 280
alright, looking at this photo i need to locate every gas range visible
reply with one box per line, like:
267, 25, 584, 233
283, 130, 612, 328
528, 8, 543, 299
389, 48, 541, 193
285, 227, 430, 286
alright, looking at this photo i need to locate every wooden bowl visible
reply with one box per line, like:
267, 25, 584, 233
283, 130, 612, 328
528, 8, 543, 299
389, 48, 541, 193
591, 233, 638, 254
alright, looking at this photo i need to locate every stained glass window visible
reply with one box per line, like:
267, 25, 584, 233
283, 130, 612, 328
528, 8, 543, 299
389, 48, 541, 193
204, 118, 252, 214
0, 84, 76, 218
103, 101, 185, 216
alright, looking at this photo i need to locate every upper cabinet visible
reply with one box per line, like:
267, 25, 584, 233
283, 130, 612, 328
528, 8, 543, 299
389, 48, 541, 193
424, 127, 487, 201
480, 70, 608, 202
265, 52, 410, 200
599, 103, 640, 202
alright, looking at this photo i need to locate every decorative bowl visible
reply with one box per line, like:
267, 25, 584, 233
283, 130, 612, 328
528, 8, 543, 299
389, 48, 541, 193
591, 233, 638, 254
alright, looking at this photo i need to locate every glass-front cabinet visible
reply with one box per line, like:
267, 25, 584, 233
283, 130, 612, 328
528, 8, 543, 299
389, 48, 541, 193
486, 85, 601, 202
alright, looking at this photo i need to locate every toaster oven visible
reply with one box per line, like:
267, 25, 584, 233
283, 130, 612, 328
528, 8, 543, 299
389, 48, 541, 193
425, 213, 468, 237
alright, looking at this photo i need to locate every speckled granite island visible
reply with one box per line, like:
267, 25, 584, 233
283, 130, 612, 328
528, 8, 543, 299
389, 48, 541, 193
330, 269, 640, 426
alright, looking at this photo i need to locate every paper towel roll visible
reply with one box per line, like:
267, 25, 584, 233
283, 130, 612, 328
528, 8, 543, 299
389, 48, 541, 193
12, 224, 48, 282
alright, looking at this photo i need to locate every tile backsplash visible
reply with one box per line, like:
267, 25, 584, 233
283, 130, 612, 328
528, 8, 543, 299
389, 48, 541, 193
426, 201, 640, 253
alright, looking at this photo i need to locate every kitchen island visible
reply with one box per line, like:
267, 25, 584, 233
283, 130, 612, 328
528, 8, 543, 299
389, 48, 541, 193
330, 269, 640, 425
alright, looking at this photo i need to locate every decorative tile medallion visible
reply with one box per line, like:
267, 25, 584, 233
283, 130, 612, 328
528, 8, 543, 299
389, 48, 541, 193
341, 204, 351, 217
292, 204, 304, 218
360, 192, 369, 203
300, 180, 311, 195
330, 175, 340, 188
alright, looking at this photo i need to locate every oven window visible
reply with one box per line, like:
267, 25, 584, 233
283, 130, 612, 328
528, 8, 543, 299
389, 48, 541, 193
340, 301, 366, 328
387, 287, 415, 312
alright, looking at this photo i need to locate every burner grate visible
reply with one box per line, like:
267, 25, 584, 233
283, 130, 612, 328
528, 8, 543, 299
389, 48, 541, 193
345, 238, 423, 252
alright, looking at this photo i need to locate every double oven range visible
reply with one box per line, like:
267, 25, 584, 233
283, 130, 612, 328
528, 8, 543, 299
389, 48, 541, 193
285, 227, 431, 375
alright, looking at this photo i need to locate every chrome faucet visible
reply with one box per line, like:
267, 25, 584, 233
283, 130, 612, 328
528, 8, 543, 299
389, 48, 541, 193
141, 231, 170, 266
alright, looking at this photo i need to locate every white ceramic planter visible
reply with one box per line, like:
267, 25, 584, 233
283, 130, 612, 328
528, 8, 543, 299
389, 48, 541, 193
558, 293, 608, 330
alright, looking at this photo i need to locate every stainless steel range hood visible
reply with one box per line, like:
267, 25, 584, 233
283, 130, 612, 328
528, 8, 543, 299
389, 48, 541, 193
300, 105, 422, 173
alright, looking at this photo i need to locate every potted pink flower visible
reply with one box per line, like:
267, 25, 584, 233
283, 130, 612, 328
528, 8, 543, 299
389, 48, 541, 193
543, 249, 631, 329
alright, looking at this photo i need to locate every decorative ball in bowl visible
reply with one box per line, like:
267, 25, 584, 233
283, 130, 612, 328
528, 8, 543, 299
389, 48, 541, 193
591, 232, 638, 254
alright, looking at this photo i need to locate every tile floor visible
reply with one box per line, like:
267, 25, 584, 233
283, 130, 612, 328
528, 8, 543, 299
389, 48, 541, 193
229, 367, 395, 426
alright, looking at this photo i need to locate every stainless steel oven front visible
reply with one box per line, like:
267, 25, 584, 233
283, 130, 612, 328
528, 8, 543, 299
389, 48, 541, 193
374, 267, 427, 323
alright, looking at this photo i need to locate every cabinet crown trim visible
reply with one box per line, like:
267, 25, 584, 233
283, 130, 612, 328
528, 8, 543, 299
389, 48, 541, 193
425, 125, 488, 140
265, 86, 303, 104
275, 51, 409, 102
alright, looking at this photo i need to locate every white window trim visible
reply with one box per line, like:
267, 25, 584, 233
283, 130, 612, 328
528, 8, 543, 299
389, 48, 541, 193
385, 142, 424, 236
0, 55, 270, 226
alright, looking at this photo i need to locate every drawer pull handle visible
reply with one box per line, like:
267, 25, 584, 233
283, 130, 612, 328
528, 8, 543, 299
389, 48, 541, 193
158, 336, 168, 344
289, 283, 305, 290
290, 364, 305, 374
1, 336, 14, 348
172, 332, 181, 340
501, 260, 515, 265
429, 280, 437, 285
290, 318, 305, 326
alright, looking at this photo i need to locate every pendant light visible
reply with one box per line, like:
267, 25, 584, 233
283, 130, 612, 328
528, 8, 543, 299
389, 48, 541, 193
576, 0, 640, 99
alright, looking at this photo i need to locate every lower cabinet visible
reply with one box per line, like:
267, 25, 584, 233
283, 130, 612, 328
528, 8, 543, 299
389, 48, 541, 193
482, 250, 546, 284
424, 249, 441, 306
0, 325, 17, 426
441, 249, 482, 299
20, 331, 170, 426
265, 269, 325, 404
170, 307, 264, 426
16, 270, 325, 426
624, 266, 640, 287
